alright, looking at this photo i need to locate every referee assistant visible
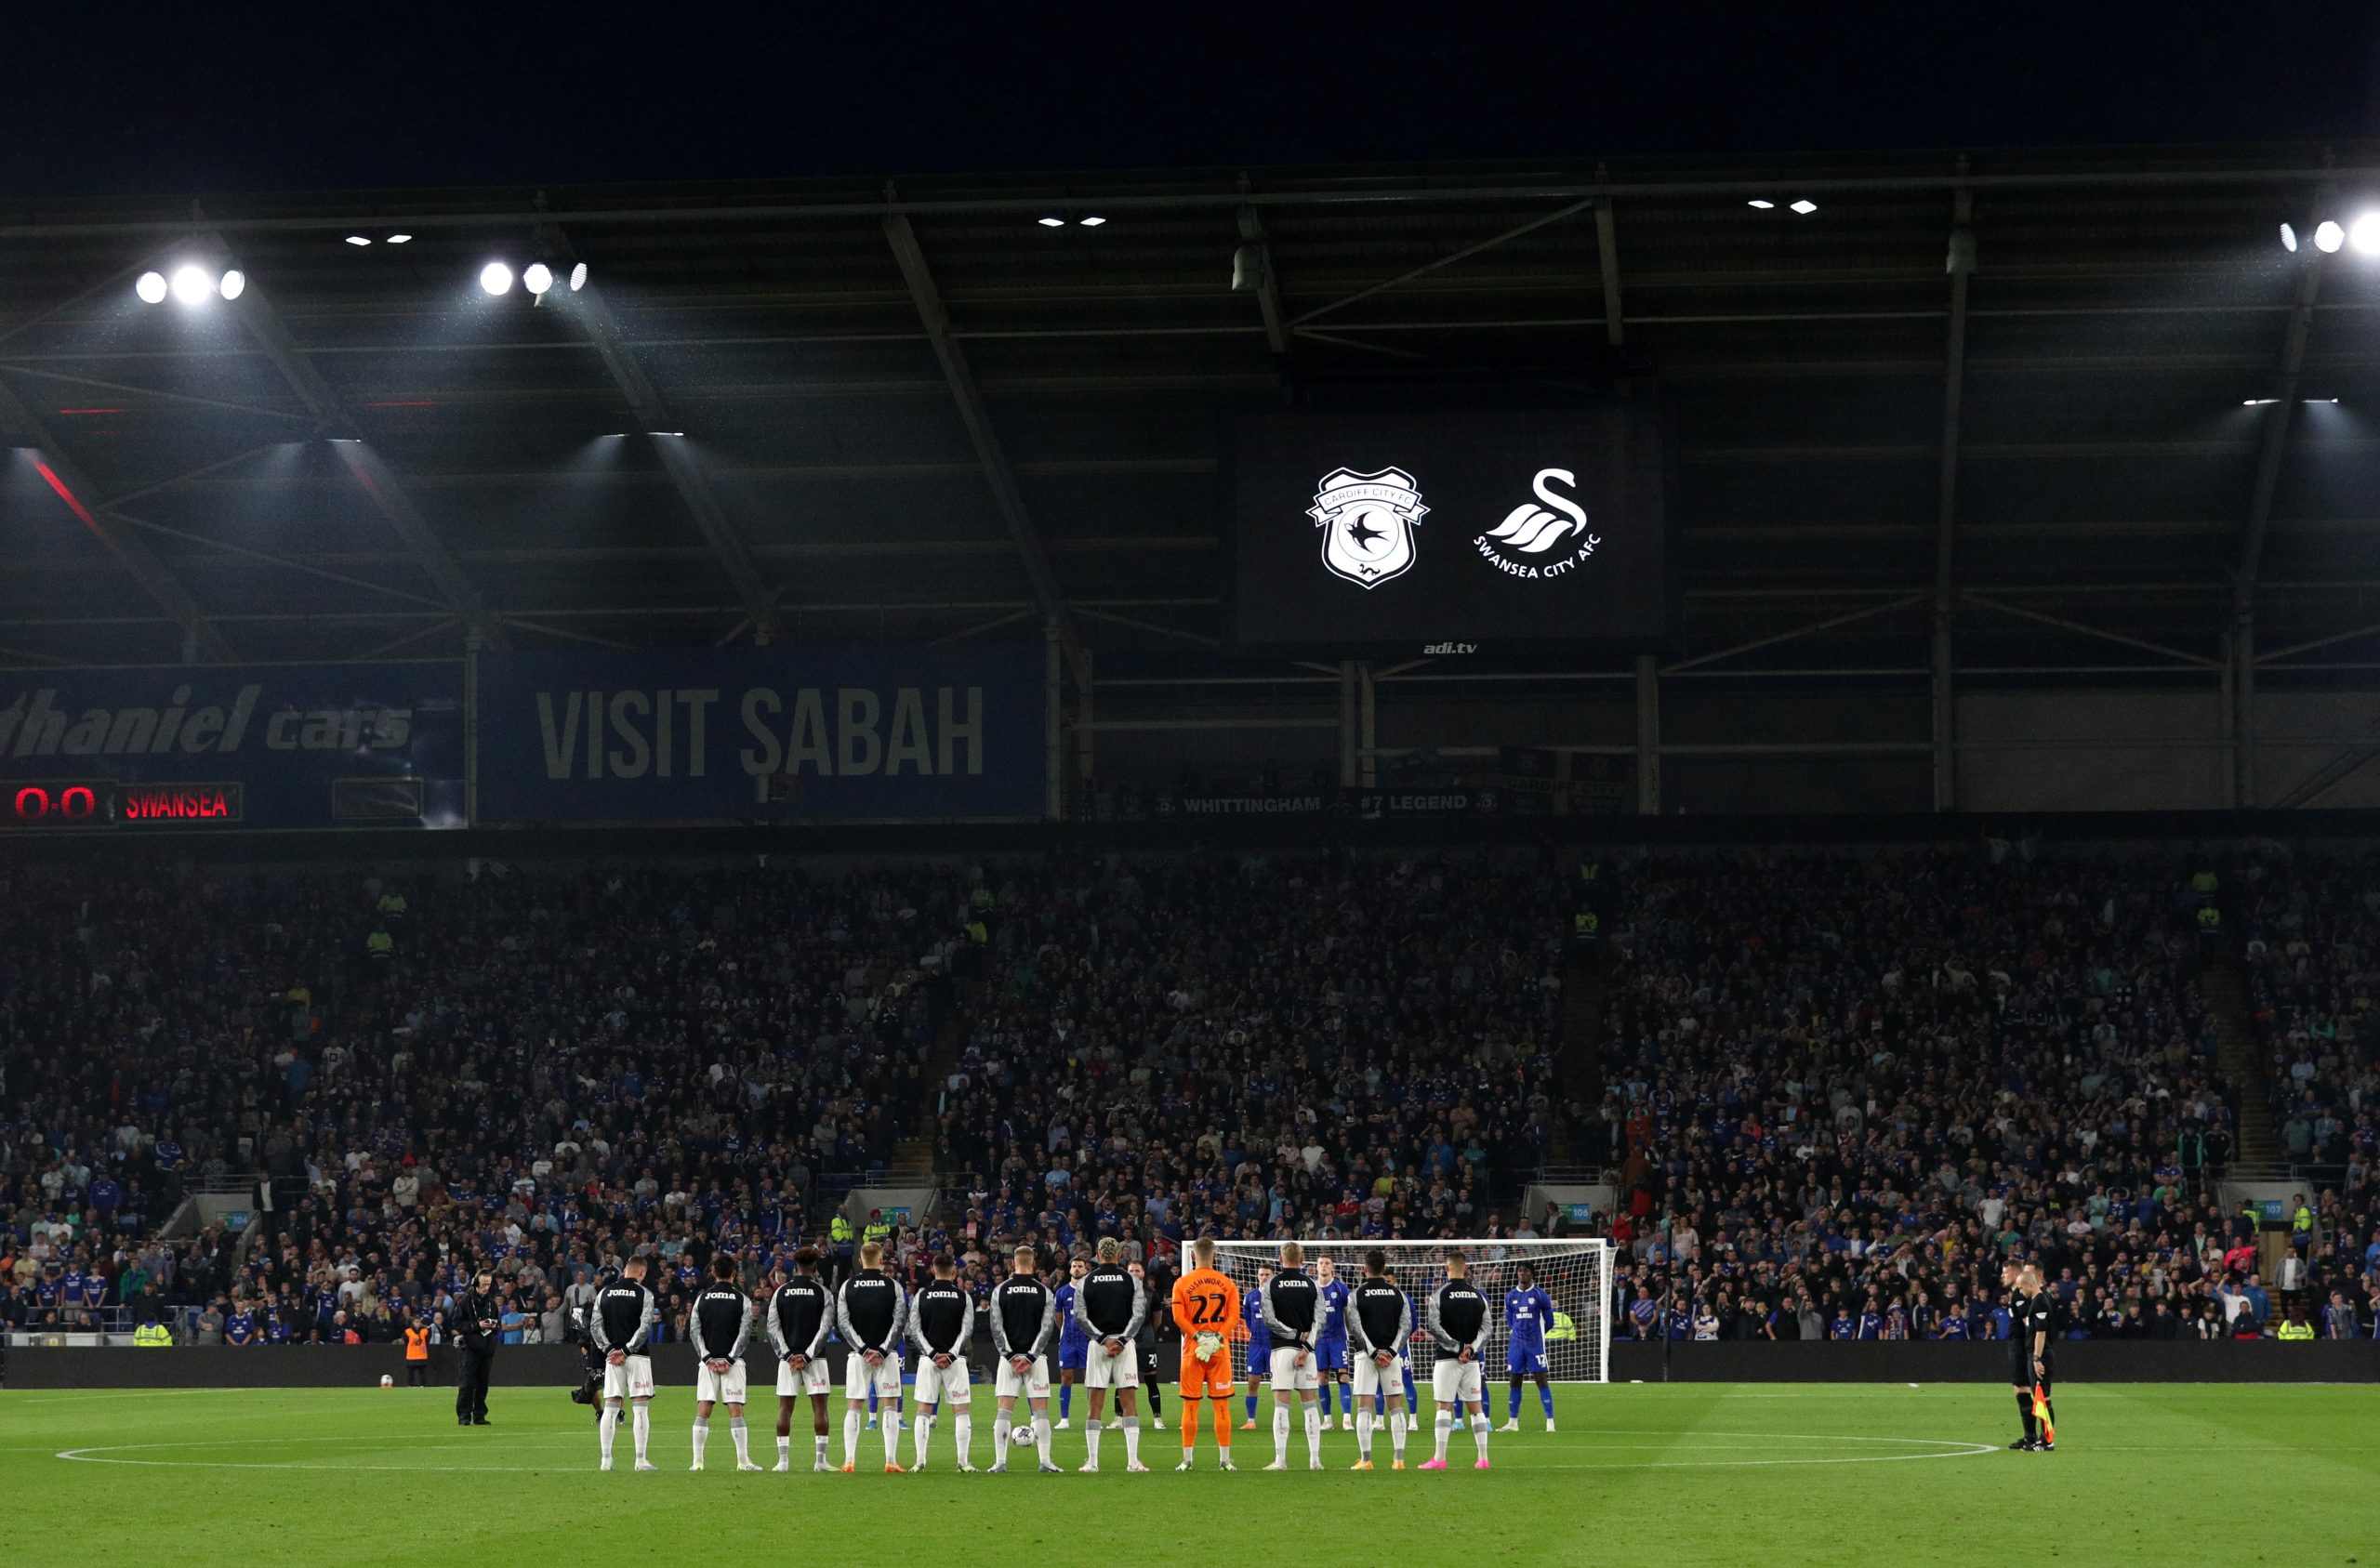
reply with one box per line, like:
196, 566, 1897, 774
2008, 1263, 2059, 1452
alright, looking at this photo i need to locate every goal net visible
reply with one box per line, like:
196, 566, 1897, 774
1209, 1238, 1612, 1388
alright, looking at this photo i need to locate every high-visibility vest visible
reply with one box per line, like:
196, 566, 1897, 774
366, 929, 395, 957
863, 1220, 891, 1248
404, 1326, 430, 1361
133, 1321, 171, 1347
829, 1216, 853, 1246
2293, 1206, 2313, 1235
2277, 1320, 2315, 1341
1547, 1310, 1578, 1343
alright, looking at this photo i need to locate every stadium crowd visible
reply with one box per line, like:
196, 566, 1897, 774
1590, 850, 2377, 1343
3, 845, 2374, 1354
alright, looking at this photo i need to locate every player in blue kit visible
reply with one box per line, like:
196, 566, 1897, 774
1053, 1253, 1089, 1429
1314, 1256, 1354, 1429
1501, 1262, 1556, 1432
1240, 1262, 1273, 1427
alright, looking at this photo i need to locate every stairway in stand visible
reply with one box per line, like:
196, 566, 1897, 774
883, 1003, 976, 1187
1548, 942, 1613, 1166
2198, 959, 2282, 1169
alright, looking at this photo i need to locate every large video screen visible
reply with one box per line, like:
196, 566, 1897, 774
1230, 404, 1673, 654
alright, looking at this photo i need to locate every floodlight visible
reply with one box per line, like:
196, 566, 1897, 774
1078, 216, 1106, 227
2350, 213, 2380, 256
479, 261, 514, 296
2280, 222, 2299, 253
569, 262, 588, 292
218, 269, 246, 301
522, 262, 554, 296
169, 264, 214, 305
2243, 398, 2279, 406
1037, 216, 1064, 227
135, 271, 168, 305
1789, 199, 1818, 215
346, 235, 373, 246
2314, 220, 2346, 253
386, 234, 413, 244
1746, 199, 1775, 210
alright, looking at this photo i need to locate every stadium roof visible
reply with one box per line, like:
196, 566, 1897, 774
5, 146, 2380, 681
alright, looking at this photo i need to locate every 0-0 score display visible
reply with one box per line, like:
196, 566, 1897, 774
4, 780, 245, 829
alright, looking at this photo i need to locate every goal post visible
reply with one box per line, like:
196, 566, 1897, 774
1209, 1238, 1613, 1388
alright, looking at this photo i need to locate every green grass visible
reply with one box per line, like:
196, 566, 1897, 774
5, 1382, 2375, 1566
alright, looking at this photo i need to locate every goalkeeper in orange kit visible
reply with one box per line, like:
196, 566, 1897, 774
1170, 1235, 1242, 1471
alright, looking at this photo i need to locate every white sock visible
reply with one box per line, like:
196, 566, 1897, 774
776, 1434, 791, 1464
843, 1407, 861, 1465
1435, 1409, 1453, 1461
914, 1413, 933, 1468
884, 1410, 903, 1466
1304, 1402, 1322, 1463
1390, 1409, 1408, 1462
954, 1410, 972, 1465
1121, 1416, 1140, 1465
730, 1417, 749, 1465
631, 1403, 650, 1461
813, 1433, 829, 1464
599, 1405, 619, 1463
1086, 1417, 1102, 1466
690, 1416, 708, 1465
1472, 1410, 1490, 1460
1356, 1408, 1373, 1460
1035, 1415, 1054, 1466
1273, 1403, 1290, 1464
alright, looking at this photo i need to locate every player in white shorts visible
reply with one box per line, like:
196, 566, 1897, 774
590, 1257, 659, 1471
1072, 1237, 1150, 1472
1257, 1241, 1327, 1470
1347, 1248, 1415, 1469
765, 1248, 839, 1470
687, 1255, 761, 1471
906, 1252, 976, 1471
987, 1244, 1062, 1474
1423, 1249, 1493, 1469
834, 1239, 908, 1471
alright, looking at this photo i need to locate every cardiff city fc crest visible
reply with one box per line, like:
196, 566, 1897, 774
1309, 467, 1426, 589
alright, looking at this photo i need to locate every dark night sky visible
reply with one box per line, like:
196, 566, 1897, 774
7, 2, 2380, 198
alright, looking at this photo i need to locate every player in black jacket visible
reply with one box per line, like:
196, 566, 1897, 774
1073, 1237, 1149, 1472
689, 1255, 760, 1472
1424, 1249, 1492, 1469
1348, 1249, 1414, 1469
988, 1244, 1062, 1474
451, 1270, 501, 1427
767, 1248, 836, 1471
906, 1253, 977, 1472
590, 1256, 657, 1471
835, 1240, 907, 1472
1259, 1241, 1325, 1470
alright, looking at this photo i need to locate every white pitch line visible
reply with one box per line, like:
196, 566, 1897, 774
54, 1429, 1999, 1473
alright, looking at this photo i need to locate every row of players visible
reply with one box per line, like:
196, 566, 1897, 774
580, 1238, 1546, 1473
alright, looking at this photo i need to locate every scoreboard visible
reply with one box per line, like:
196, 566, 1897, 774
4, 779, 245, 828
1229, 402, 1675, 656
0, 663, 460, 834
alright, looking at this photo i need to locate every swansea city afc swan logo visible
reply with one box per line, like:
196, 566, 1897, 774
1309, 467, 1427, 589
1474, 467, 1599, 581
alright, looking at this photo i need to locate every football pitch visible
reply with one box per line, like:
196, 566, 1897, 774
6, 1382, 2373, 1566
